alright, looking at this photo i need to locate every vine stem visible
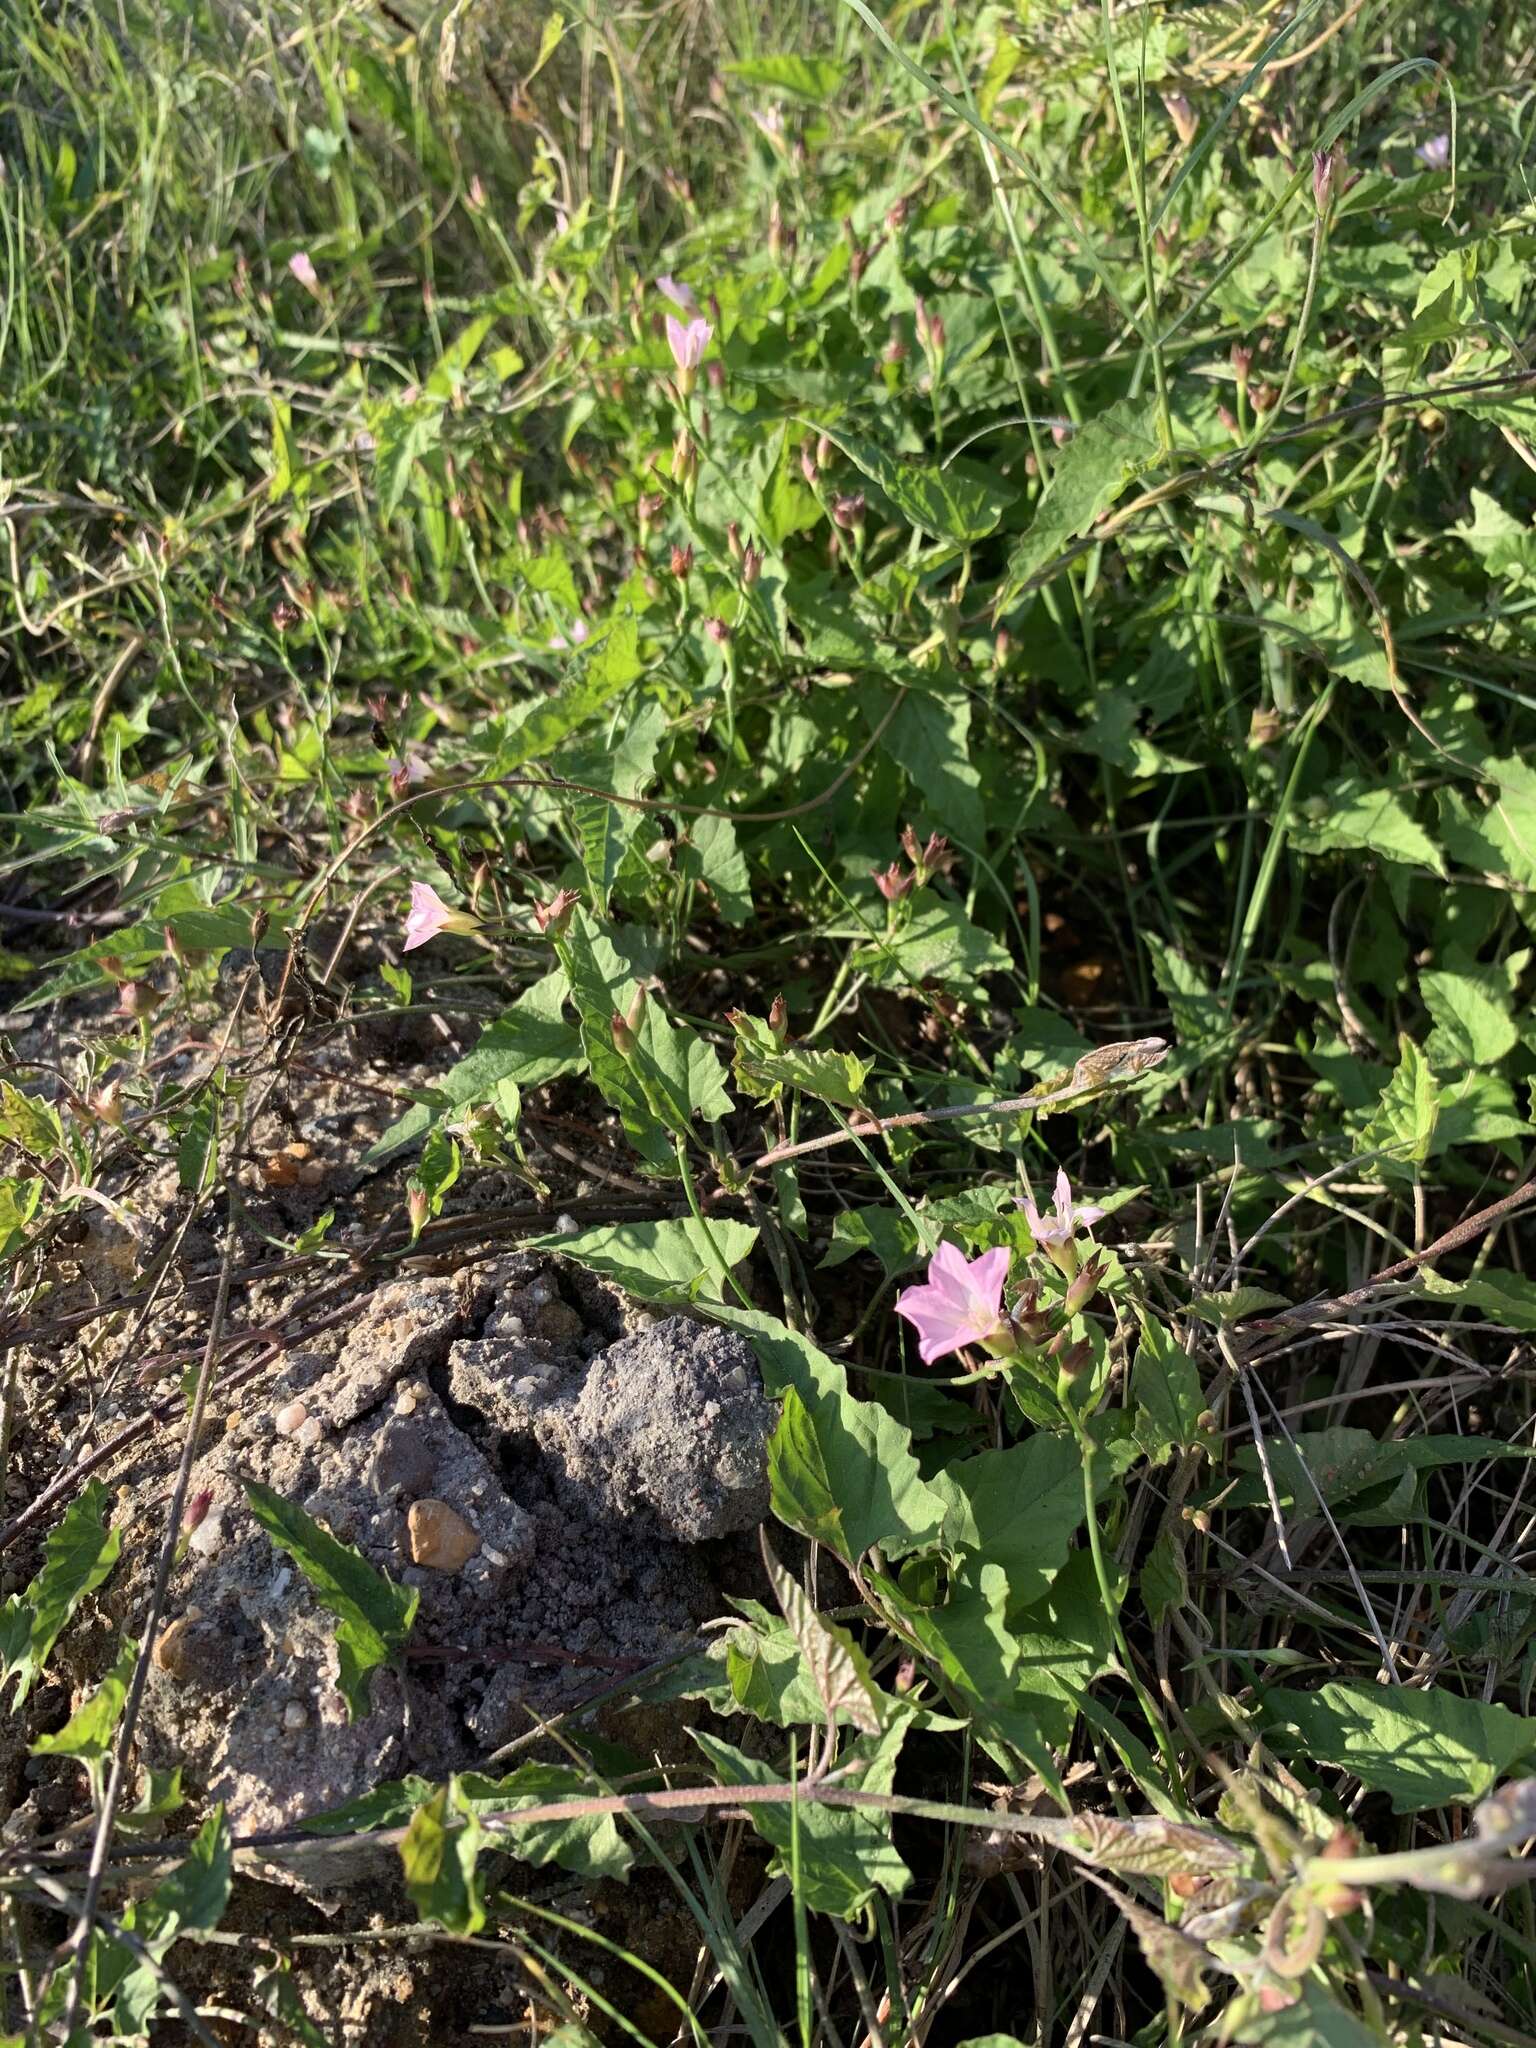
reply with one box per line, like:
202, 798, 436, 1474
674, 1132, 753, 1309
1077, 1424, 1184, 1788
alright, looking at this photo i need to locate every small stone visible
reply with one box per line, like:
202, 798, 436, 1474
152, 1616, 205, 1683
282, 1701, 308, 1732
556, 1213, 579, 1235
275, 1400, 308, 1437
482, 1545, 507, 1569
294, 1417, 323, 1449
188, 1510, 226, 1559
533, 1299, 584, 1344
525, 1279, 552, 1308
368, 1421, 436, 1500
494, 1312, 526, 1339
394, 1391, 418, 1417
406, 1499, 480, 1571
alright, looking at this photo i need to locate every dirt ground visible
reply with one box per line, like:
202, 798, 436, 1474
1, 956, 784, 2042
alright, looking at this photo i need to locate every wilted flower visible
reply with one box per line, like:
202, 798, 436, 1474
1311, 146, 1340, 215
115, 981, 161, 1021
1416, 132, 1450, 170
1161, 92, 1197, 146
664, 315, 712, 394
705, 617, 731, 645
899, 826, 957, 881
1231, 343, 1253, 389
1020, 1168, 1105, 1277
872, 861, 914, 902
657, 274, 698, 313
402, 881, 480, 952
741, 543, 764, 586
532, 887, 581, 936
831, 492, 866, 530
896, 1242, 1013, 1365
670, 541, 694, 577
388, 745, 432, 801
466, 174, 487, 210
768, 993, 788, 1041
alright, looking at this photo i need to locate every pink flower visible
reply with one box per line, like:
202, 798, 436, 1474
1019, 1167, 1104, 1249
288, 250, 319, 291
896, 1242, 1012, 1365
657, 274, 697, 313
1416, 133, 1450, 170
664, 315, 712, 393
873, 861, 914, 902
402, 882, 479, 952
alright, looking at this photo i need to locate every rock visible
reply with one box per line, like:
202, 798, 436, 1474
282, 1701, 309, 1732
188, 1509, 226, 1558
406, 1500, 480, 1571
316, 1276, 469, 1431
532, 1299, 584, 1345
367, 1421, 436, 1500
151, 1611, 245, 1689
294, 1417, 323, 1449
275, 1400, 308, 1437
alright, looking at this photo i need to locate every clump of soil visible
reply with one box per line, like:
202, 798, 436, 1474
114, 1255, 772, 1849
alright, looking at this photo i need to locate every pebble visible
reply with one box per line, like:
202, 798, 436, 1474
368, 1421, 437, 1500
482, 1545, 508, 1569
406, 1499, 480, 1572
525, 1279, 552, 1308
556, 1213, 579, 1235
282, 1701, 308, 1732
294, 1417, 323, 1449
188, 1510, 226, 1559
394, 1391, 418, 1417
274, 1400, 308, 1437
152, 1614, 204, 1682
533, 1299, 584, 1344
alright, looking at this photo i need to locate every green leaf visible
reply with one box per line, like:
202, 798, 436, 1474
1360, 1035, 1439, 1168
814, 424, 1012, 542
853, 898, 1012, 997
2, 1481, 121, 1707
1003, 399, 1161, 598
677, 811, 753, 925
1293, 780, 1444, 873
366, 969, 583, 1160
878, 687, 984, 847
457, 1763, 634, 1880
1220, 1976, 1392, 2048
1261, 1681, 1536, 1812
691, 1719, 912, 1917
735, 1313, 946, 1562
400, 1785, 485, 1935
1421, 950, 1520, 1067
762, 1538, 884, 1734
930, 1432, 1099, 1613
242, 1481, 418, 1719
1132, 1320, 1206, 1458
524, 1216, 758, 1306
31, 1637, 136, 1773
299, 1774, 439, 1836
725, 53, 843, 100
145, 1804, 233, 1943
731, 1015, 870, 1110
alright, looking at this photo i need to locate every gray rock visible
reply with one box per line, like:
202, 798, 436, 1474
367, 1421, 437, 1500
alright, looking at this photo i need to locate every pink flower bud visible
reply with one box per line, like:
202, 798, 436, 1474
741, 544, 764, 586
831, 492, 865, 530
183, 1489, 214, 1535
1312, 146, 1338, 215
872, 862, 914, 902
532, 887, 581, 936
406, 1182, 430, 1240
670, 542, 693, 578
768, 993, 788, 1042
705, 617, 731, 645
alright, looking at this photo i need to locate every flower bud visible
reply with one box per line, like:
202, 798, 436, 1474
1218, 402, 1240, 436
741, 543, 764, 587
91, 1079, 125, 1127
799, 439, 818, 488
705, 617, 731, 646
1250, 382, 1276, 415
726, 520, 742, 561
1231, 342, 1253, 391
611, 1008, 637, 1059
533, 887, 580, 936
768, 993, 788, 1042
406, 1181, 430, 1241
831, 492, 865, 530
1162, 91, 1197, 146
1062, 1255, 1106, 1318
115, 981, 160, 1021
624, 984, 646, 1035
886, 196, 910, 231
183, 1489, 214, 1535
1311, 146, 1338, 216
993, 627, 1010, 667
670, 542, 694, 578
816, 433, 833, 471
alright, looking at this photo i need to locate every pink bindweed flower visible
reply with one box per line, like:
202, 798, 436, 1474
665, 315, 712, 394
1019, 1168, 1105, 1272
657, 274, 698, 313
1416, 133, 1450, 170
895, 1242, 1012, 1365
873, 861, 914, 902
388, 744, 432, 801
402, 881, 480, 952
